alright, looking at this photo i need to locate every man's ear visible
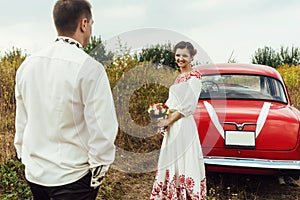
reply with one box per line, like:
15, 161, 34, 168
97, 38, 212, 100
79, 18, 88, 33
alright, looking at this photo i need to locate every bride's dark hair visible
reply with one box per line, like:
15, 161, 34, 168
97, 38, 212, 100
173, 41, 196, 56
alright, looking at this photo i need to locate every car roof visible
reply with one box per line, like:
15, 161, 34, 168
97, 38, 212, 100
195, 63, 283, 81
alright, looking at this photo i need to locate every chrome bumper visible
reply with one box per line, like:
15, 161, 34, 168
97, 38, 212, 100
204, 156, 300, 170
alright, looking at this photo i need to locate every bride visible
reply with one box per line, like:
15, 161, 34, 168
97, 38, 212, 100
150, 41, 206, 200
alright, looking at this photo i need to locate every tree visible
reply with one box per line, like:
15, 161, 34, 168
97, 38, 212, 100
251, 46, 300, 68
84, 36, 114, 66
251, 46, 281, 68
278, 46, 300, 66
137, 43, 178, 69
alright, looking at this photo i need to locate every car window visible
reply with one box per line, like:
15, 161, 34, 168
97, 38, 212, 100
200, 74, 288, 103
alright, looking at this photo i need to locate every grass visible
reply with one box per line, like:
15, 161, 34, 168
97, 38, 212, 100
0, 51, 299, 199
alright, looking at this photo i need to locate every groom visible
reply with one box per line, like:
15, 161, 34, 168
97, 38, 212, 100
14, 0, 118, 199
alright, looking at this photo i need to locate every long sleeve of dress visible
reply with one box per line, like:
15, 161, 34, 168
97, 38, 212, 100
167, 76, 202, 117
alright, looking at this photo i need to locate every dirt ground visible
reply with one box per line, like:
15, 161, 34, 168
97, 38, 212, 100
97, 169, 300, 200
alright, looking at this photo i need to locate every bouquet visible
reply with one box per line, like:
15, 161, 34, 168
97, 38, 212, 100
147, 103, 169, 118
147, 103, 169, 135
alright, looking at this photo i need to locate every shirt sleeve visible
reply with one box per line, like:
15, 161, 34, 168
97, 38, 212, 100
14, 69, 27, 159
81, 59, 118, 168
172, 76, 202, 117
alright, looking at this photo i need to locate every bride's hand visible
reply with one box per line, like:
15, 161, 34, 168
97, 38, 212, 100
157, 118, 169, 128
156, 118, 169, 136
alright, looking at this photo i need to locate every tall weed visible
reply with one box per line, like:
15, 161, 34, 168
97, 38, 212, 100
0, 48, 299, 199
277, 65, 300, 108
0, 49, 25, 162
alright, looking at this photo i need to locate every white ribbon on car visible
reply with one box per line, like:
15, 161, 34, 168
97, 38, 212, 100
255, 102, 271, 137
204, 101, 271, 138
203, 101, 225, 138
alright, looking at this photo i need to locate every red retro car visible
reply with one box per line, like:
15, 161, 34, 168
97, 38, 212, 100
194, 63, 300, 175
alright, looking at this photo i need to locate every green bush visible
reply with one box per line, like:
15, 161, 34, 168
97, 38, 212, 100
0, 159, 31, 199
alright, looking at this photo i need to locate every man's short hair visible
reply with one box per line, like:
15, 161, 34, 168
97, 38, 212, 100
53, 0, 92, 35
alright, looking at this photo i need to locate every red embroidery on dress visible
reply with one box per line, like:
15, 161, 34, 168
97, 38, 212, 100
150, 169, 206, 200
174, 69, 202, 84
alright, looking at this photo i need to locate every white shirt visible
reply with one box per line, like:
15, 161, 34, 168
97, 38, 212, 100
14, 37, 118, 186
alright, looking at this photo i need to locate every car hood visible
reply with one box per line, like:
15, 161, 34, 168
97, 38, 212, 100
195, 100, 300, 151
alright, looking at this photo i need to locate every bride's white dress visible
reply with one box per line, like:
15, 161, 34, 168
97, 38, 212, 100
150, 69, 206, 200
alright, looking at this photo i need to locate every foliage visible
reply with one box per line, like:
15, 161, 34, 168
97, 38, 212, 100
252, 46, 300, 68
0, 45, 300, 199
105, 41, 176, 153
251, 46, 281, 68
277, 64, 300, 107
0, 159, 31, 199
0, 49, 29, 199
0, 48, 25, 132
137, 43, 178, 69
278, 46, 300, 66
106, 41, 139, 88
84, 35, 114, 66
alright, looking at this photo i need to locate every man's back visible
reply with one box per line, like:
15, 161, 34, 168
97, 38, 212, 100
15, 39, 118, 186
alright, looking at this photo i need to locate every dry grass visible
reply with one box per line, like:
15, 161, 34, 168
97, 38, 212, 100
278, 65, 300, 108
1, 51, 300, 199
96, 170, 300, 199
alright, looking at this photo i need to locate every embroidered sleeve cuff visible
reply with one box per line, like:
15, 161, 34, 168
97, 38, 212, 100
90, 165, 109, 188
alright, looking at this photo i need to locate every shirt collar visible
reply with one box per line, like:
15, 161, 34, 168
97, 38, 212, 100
55, 36, 83, 49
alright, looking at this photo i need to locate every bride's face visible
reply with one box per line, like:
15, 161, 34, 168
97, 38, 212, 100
175, 48, 193, 69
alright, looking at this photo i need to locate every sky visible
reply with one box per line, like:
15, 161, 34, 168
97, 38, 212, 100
1, 0, 300, 63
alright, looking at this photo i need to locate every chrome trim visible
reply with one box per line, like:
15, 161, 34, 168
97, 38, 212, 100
204, 156, 300, 170
220, 122, 257, 131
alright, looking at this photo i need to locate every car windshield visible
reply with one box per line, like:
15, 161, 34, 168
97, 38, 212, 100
199, 74, 288, 103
